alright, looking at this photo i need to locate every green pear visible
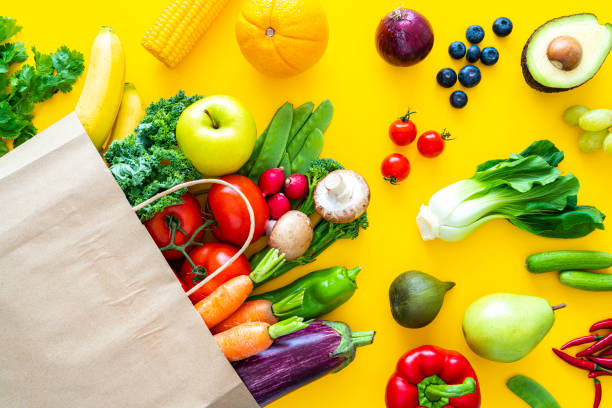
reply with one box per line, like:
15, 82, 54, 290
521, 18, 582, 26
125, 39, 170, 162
462, 293, 563, 363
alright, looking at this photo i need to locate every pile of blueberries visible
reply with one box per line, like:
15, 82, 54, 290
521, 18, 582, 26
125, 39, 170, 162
437, 17, 513, 108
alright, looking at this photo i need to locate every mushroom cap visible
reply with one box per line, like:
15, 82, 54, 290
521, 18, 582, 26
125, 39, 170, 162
313, 170, 370, 223
268, 210, 313, 261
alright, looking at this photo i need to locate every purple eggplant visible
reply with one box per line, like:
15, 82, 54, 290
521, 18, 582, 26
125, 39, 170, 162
233, 320, 375, 406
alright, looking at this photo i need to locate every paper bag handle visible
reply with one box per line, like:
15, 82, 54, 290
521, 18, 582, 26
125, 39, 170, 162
132, 179, 255, 298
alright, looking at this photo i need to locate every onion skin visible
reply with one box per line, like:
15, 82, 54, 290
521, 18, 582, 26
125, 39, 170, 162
375, 8, 434, 67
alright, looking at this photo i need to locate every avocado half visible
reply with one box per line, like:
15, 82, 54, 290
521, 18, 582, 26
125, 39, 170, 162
521, 14, 612, 92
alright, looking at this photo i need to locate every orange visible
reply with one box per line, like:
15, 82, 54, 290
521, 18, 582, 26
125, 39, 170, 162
235, 0, 329, 78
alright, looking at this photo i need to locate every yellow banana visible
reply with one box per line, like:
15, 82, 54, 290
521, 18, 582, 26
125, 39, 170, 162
76, 26, 125, 150
103, 83, 145, 151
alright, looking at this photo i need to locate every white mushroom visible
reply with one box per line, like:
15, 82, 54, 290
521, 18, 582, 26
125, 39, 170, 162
268, 210, 313, 261
313, 170, 370, 223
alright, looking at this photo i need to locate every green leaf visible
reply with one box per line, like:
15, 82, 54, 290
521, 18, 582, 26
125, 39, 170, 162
0, 17, 22, 43
0, 138, 8, 157
0, 41, 27, 73
104, 91, 204, 221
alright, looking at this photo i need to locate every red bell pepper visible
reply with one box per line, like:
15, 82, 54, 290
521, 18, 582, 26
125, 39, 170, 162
385, 345, 481, 408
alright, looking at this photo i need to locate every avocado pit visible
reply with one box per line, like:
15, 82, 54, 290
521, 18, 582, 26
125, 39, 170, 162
547, 35, 582, 71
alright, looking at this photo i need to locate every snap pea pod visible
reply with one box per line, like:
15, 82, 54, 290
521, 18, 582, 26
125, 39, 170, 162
287, 100, 333, 161
291, 128, 324, 174
507, 376, 561, 408
289, 102, 314, 142
239, 125, 269, 176
279, 152, 291, 177
248, 102, 293, 181
559, 270, 612, 291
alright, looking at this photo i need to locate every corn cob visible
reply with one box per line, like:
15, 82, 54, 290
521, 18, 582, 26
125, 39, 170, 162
142, 0, 231, 68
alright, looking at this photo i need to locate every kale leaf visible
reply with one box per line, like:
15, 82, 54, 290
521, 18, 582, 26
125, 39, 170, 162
104, 91, 202, 221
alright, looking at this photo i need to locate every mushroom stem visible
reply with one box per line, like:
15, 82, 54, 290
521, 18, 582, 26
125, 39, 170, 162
324, 173, 353, 203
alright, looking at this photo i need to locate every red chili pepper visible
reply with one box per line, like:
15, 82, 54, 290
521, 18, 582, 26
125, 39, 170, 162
593, 378, 602, 408
578, 332, 612, 357
590, 319, 612, 332
589, 371, 612, 378
562, 334, 605, 350
588, 356, 612, 370
552, 349, 612, 373
600, 348, 612, 357
385, 345, 481, 408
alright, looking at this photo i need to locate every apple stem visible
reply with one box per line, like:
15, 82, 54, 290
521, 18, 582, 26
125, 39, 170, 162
204, 109, 219, 129
552, 303, 567, 311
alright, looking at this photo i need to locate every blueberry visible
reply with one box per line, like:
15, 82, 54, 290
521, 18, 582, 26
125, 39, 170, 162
493, 17, 513, 37
458, 65, 481, 88
448, 41, 467, 59
436, 68, 457, 88
450, 91, 468, 108
466, 25, 485, 44
480, 47, 499, 65
466, 45, 480, 63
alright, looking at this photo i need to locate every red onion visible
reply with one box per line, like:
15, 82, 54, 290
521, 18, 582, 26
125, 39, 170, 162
375, 8, 434, 67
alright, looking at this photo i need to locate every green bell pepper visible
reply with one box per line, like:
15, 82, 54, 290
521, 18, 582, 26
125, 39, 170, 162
248, 266, 361, 319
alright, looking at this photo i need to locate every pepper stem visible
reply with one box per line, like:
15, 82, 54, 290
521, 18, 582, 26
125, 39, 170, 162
249, 248, 286, 284
347, 266, 361, 282
351, 330, 375, 347
425, 377, 477, 401
271, 289, 305, 318
267, 316, 308, 339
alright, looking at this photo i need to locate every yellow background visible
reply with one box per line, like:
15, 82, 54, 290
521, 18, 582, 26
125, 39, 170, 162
4, 0, 612, 406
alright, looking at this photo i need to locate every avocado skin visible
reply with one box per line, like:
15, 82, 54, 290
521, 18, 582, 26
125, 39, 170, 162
521, 13, 599, 93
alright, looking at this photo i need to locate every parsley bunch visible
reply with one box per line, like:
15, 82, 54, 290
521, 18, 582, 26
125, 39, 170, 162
0, 16, 84, 156
104, 91, 202, 221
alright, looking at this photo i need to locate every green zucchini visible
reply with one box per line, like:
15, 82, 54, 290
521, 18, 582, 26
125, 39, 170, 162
507, 375, 561, 408
526, 250, 612, 273
559, 270, 612, 291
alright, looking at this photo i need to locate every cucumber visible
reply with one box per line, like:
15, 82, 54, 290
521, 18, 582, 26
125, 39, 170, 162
526, 250, 612, 273
559, 270, 612, 291
507, 375, 560, 408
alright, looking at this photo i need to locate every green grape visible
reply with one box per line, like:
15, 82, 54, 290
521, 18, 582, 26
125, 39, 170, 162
578, 130, 607, 153
604, 133, 612, 156
563, 105, 589, 126
578, 109, 612, 131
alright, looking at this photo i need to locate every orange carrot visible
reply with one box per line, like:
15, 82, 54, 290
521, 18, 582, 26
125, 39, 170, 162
212, 300, 276, 334
214, 317, 308, 362
195, 275, 253, 328
211, 289, 305, 334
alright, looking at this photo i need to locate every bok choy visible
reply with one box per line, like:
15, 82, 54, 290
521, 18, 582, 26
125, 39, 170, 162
416, 140, 605, 242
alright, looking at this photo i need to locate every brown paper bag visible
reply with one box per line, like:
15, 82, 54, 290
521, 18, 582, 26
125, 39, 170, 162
0, 113, 258, 408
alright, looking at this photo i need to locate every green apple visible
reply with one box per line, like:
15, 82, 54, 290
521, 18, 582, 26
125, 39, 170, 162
462, 293, 561, 363
176, 95, 256, 176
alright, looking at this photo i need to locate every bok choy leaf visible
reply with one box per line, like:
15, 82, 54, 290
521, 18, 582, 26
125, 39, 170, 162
416, 140, 605, 241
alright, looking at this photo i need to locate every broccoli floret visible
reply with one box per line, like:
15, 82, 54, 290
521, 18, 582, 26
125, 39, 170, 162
299, 158, 344, 215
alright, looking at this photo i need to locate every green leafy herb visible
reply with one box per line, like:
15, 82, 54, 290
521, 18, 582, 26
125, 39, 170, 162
104, 91, 202, 221
416, 140, 605, 241
0, 16, 84, 155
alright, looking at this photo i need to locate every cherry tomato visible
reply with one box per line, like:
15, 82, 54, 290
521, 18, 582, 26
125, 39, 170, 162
417, 129, 453, 158
144, 192, 205, 260
381, 153, 410, 184
208, 174, 269, 247
389, 110, 417, 146
179, 242, 251, 304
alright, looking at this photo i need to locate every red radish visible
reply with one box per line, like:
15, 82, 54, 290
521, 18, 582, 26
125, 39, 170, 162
284, 174, 309, 200
267, 193, 291, 220
259, 168, 285, 196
